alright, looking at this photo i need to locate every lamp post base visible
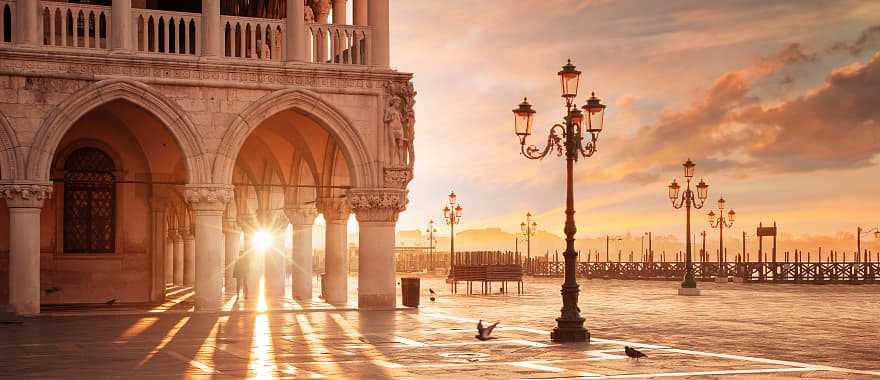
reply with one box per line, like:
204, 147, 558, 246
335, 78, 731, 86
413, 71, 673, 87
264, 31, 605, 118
678, 287, 702, 296
551, 318, 589, 343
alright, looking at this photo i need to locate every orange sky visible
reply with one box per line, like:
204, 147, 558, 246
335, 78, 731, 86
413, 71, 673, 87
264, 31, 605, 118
385, 1, 880, 242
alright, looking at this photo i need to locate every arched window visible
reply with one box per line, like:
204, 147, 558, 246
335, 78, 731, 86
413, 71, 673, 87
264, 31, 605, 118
63, 147, 116, 253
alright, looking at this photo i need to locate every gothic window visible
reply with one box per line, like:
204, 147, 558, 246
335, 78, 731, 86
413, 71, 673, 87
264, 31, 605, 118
63, 147, 116, 253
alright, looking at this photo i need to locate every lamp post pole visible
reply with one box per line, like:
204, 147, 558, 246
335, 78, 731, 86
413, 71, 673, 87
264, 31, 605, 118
512, 60, 607, 343
668, 159, 709, 295
708, 198, 736, 273
857, 226, 880, 261
426, 220, 437, 271
443, 192, 462, 274
521, 212, 537, 263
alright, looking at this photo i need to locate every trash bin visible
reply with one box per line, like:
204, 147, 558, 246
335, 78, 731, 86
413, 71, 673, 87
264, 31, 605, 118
320, 273, 327, 299
401, 277, 420, 307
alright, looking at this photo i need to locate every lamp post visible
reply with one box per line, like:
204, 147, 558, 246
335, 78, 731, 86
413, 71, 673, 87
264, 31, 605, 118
857, 226, 880, 261
426, 219, 437, 271
667, 159, 709, 295
521, 212, 537, 264
512, 59, 607, 343
708, 197, 735, 267
645, 232, 653, 262
443, 191, 462, 273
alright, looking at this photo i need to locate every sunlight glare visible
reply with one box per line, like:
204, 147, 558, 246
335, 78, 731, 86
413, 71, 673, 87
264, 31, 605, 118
253, 230, 274, 252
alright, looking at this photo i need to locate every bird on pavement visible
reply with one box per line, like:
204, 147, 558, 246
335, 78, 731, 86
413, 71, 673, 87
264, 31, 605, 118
475, 320, 499, 341
429, 288, 436, 295
429, 296, 436, 302
624, 346, 647, 361
106, 299, 116, 306
45, 287, 60, 294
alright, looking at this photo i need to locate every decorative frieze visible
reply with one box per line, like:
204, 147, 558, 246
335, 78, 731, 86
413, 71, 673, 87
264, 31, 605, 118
382, 167, 413, 189
347, 188, 408, 222
183, 184, 234, 212
0, 183, 53, 208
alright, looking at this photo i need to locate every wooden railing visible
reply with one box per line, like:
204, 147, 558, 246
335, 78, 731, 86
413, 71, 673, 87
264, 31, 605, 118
39, 1, 111, 49
0, 0, 14, 44
132, 9, 200, 55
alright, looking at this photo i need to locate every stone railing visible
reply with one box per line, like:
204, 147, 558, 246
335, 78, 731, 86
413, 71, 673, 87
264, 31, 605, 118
39, 1, 111, 49
221, 15, 285, 62
307, 22, 370, 65
132, 9, 201, 56
0, 0, 14, 44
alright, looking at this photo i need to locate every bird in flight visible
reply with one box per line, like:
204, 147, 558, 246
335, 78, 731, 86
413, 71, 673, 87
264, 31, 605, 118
475, 320, 499, 341
624, 346, 647, 361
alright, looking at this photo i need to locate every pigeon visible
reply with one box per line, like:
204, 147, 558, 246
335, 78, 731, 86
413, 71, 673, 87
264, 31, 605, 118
475, 320, 499, 341
45, 286, 60, 294
624, 346, 646, 361
429, 288, 436, 295
106, 299, 116, 306
429, 296, 436, 302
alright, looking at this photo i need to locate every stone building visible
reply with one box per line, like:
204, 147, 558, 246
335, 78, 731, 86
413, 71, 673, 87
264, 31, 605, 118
0, 0, 414, 315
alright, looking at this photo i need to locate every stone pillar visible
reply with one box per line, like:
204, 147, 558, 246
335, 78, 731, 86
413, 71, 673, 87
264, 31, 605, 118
201, 0, 221, 58
223, 218, 240, 293
367, 0, 389, 67
286, 0, 306, 62
173, 232, 184, 285
238, 214, 261, 296
164, 232, 174, 284
319, 197, 350, 305
286, 207, 317, 301
349, 189, 407, 309
111, 0, 132, 51
0, 183, 52, 316
332, 0, 347, 24
184, 185, 233, 311
14, 0, 39, 46
353, 0, 368, 26
149, 202, 168, 303
261, 211, 288, 298
183, 229, 195, 285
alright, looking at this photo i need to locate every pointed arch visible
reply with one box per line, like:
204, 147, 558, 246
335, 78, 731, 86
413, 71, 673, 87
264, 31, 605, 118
214, 88, 376, 188
0, 110, 21, 180
26, 79, 209, 183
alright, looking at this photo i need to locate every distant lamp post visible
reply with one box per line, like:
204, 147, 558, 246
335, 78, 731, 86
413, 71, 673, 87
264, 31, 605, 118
443, 191, 463, 271
426, 219, 438, 270
857, 226, 880, 261
520, 212, 538, 263
708, 197, 735, 268
667, 159, 709, 296
512, 59, 607, 343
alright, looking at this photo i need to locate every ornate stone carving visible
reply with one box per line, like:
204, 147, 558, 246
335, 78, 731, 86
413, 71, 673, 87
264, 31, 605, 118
285, 206, 318, 226
308, 0, 331, 23
384, 80, 416, 169
184, 185, 234, 212
318, 197, 351, 222
347, 188, 408, 222
0, 183, 53, 208
383, 167, 413, 189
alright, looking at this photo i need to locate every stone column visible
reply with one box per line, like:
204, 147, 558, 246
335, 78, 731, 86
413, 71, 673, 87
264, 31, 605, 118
238, 214, 261, 296
149, 199, 168, 302
14, 0, 39, 46
223, 218, 240, 293
332, 0, 347, 24
319, 197, 350, 305
165, 232, 174, 284
173, 231, 184, 285
183, 228, 195, 285
184, 185, 233, 311
111, 0, 132, 51
0, 183, 52, 316
261, 210, 288, 298
201, 0, 221, 58
349, 189, 407, 309
367, 0, 389, 67
286, 206, 317, 301
353, 0, 368, 26
286, 0, 306, 62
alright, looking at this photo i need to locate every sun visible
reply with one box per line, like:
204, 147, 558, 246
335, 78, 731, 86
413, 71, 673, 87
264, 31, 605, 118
252, 230, 274, 252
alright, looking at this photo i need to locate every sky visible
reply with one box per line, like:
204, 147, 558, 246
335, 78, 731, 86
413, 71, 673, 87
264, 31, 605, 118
384, 0, 880, 243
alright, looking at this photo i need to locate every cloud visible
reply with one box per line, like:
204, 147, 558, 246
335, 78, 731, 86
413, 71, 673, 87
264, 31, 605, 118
829, 24, 880, 55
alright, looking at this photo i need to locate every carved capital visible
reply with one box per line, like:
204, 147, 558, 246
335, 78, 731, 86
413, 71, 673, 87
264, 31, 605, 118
347, 188, 407, 223
184, 184, 234, 212
285, 206, 318, 226
318, 197, 351, 222
257, 209, 290, 231
0, 182, 53, 208
383, 167, 413, 189
223, 218, 239, 233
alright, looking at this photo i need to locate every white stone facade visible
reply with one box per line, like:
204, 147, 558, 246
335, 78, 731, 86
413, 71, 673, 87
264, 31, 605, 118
0, 0, 412, 315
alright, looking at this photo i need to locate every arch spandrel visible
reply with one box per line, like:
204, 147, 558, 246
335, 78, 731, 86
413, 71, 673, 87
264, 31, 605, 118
25, 79, 209, 184
214, 88, 377, 188
0, 110, 21, 181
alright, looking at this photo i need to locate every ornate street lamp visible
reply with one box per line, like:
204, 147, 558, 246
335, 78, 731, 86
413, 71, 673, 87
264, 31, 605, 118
426, 219, 438, 271
708, 197, 735, 269
520, 212, 538, 264
512, 59, 607, 343
857, 226, 880, 261
443, 191, 462, 272
668, 159, 709, 295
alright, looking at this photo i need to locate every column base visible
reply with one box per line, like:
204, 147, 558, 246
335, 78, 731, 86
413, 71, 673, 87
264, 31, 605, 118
551, 324, 590, 343
678, 287, 702, 296
358, 294, 395, 310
